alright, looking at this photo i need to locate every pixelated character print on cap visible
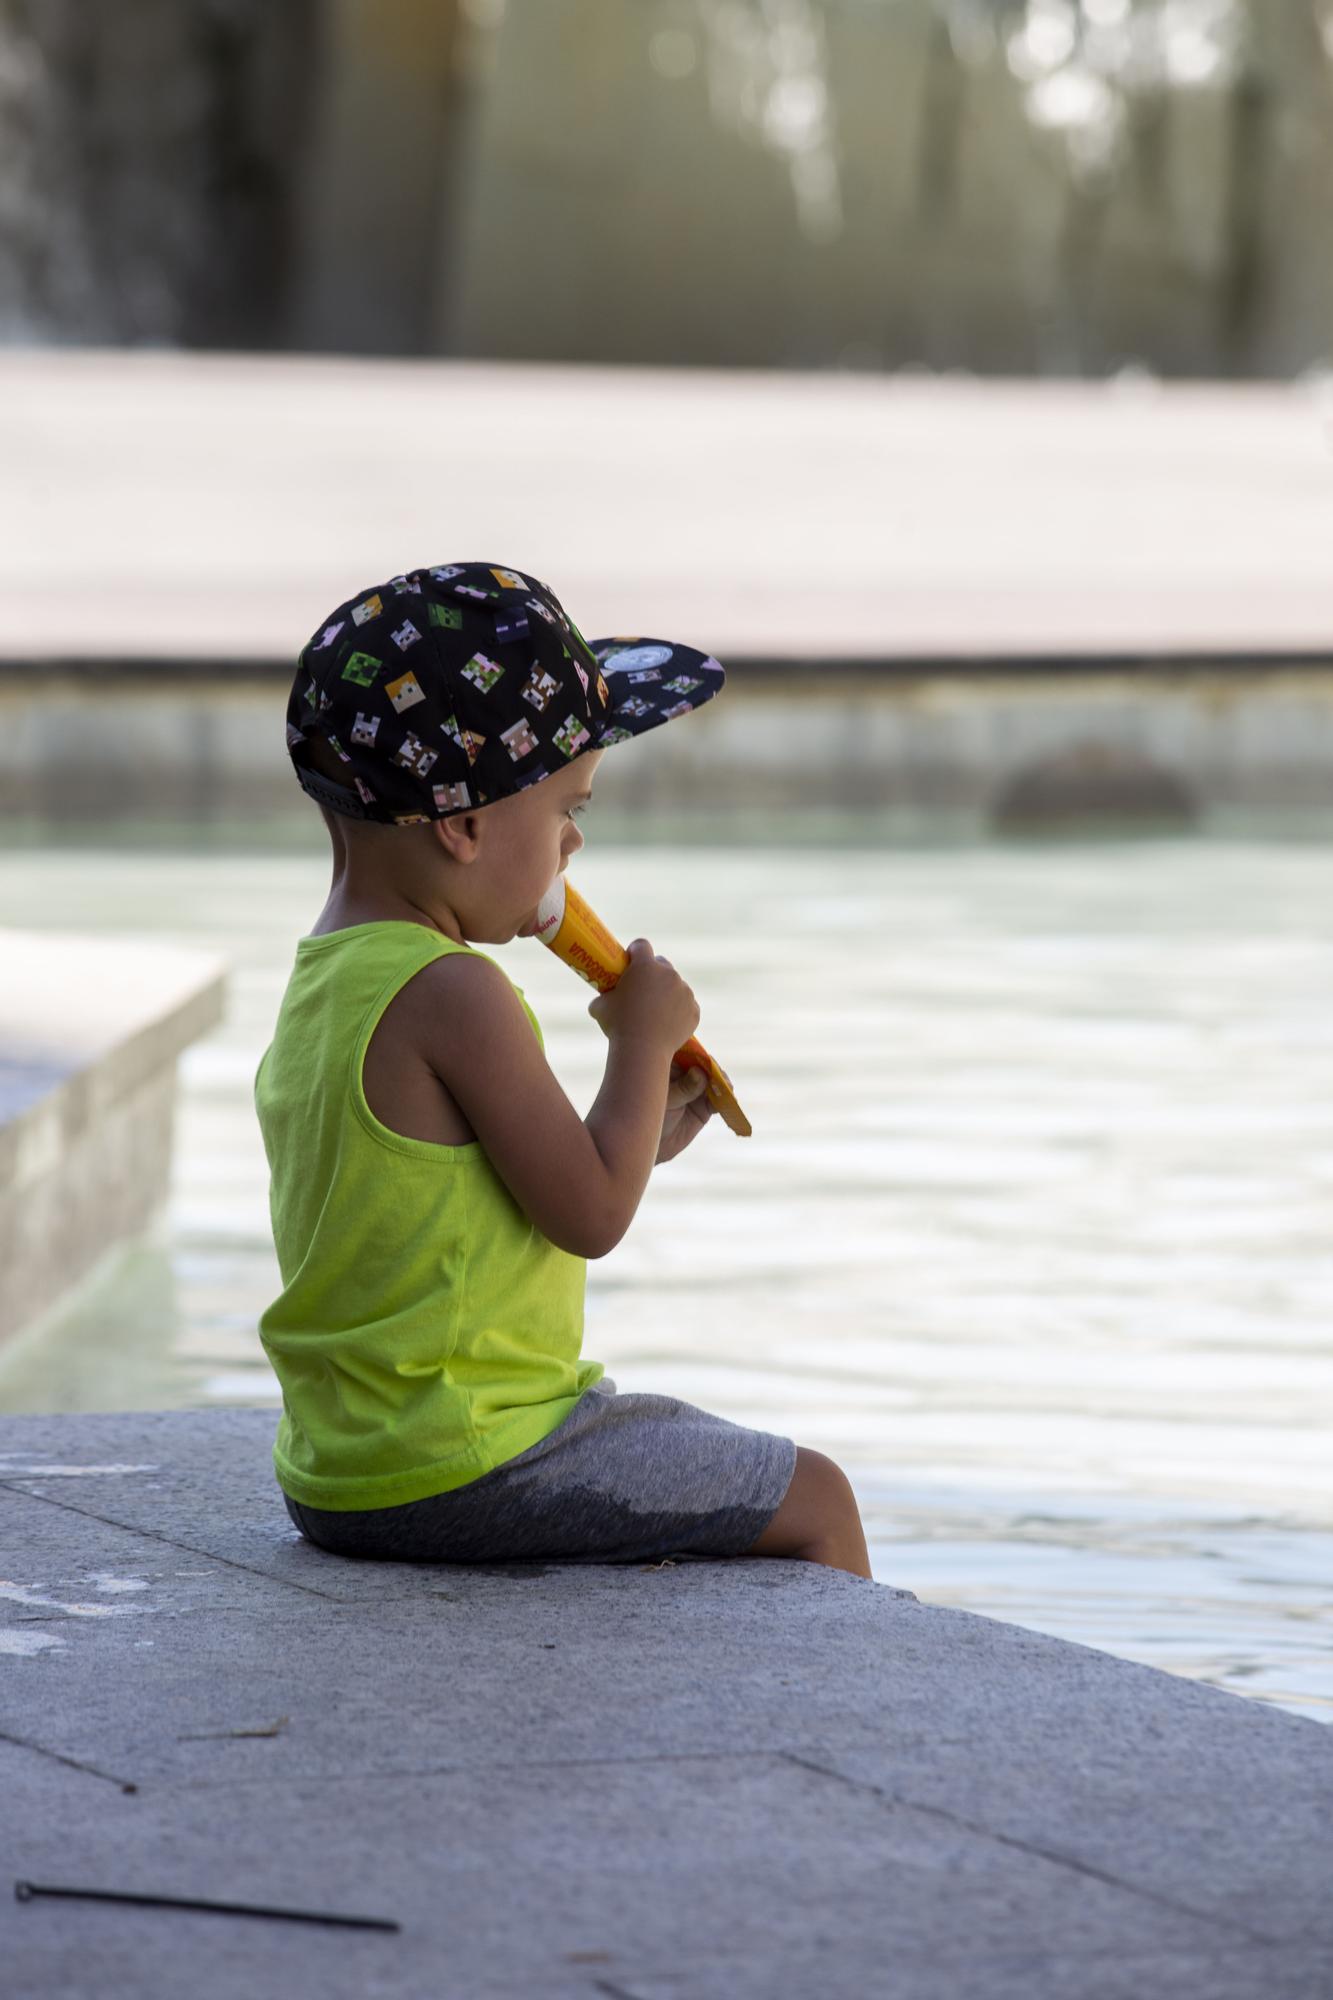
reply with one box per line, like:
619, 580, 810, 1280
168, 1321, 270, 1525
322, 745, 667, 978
286, 562, 727, 824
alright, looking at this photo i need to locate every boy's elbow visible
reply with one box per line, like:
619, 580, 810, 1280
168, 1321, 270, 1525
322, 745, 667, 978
535, 1200, 619, 1261
573, 1192, 629, 1261
577, 1214, 624, 1261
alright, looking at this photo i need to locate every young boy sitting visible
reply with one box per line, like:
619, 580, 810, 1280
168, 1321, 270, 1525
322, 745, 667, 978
254, 561, 871, 1579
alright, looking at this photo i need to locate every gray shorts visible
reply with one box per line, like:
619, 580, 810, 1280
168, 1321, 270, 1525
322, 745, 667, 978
282, 1376, 798, 1566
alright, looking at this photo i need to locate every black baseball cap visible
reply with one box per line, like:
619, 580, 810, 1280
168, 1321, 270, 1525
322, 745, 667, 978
287, 560, 724, 823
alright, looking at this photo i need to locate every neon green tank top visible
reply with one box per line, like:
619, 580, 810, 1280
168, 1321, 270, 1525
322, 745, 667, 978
253, 920, 603, 1510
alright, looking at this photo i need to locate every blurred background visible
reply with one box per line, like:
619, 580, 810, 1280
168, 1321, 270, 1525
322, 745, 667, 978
4, 0, 1333, 374
2, 0, 1331, 1726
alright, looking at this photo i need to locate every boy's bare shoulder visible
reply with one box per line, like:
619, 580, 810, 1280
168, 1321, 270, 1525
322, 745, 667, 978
399, 948, 613, 1259
402, 947, 552, 1094
399, 946, 525, 1046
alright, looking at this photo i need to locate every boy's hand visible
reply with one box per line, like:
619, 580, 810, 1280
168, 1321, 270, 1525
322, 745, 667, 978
588, 939, 700, 1053
655, 1064, 714, 1164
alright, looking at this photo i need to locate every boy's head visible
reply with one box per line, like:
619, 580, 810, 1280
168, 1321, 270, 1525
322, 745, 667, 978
287, 564, 724, 937
303, 727, 605, 944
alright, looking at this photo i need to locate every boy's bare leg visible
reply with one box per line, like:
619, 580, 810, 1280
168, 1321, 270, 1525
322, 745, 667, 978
738, 1446, 873, 1580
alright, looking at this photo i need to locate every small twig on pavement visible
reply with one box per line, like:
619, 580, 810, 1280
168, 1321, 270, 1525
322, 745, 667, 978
15, 1879, 400, 1932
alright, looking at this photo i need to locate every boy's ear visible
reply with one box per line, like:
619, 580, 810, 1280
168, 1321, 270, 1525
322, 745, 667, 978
432, 811, 481, 861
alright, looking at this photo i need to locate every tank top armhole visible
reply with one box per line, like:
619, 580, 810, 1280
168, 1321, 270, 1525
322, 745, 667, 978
349, 935, 483, 1161
347, 933, 542, 1157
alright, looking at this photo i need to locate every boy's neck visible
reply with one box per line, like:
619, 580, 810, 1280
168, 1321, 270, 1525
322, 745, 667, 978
310, 888, 464, 943
316, 807, 465, 942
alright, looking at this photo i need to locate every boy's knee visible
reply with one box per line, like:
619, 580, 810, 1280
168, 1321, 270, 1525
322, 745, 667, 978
740, 1444, 866, 1569
793, 1446, 861, 1526
785, 1448, 870, 1577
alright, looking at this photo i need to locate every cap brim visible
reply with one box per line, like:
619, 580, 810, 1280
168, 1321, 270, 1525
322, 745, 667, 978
587, 637, 724, 751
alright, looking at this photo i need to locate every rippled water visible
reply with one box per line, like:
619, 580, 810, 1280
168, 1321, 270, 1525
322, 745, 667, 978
2, 819, 1330, 1727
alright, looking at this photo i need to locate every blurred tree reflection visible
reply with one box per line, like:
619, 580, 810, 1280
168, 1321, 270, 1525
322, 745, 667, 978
0, 0, 318, 344
0, 0, 1328, 374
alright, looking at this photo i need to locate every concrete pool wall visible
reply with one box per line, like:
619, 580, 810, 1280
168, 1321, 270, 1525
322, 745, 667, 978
0, 931, 227, 1348
4, 662, 1333, 832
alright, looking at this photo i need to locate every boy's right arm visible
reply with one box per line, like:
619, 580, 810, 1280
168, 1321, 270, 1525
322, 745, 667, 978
413, 943, 699, 1260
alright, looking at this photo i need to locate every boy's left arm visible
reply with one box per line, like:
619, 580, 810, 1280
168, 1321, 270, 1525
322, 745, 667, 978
655, 1064, 714, 1165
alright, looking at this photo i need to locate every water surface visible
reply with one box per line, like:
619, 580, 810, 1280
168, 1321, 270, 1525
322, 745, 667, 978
1, 820, 1330, 1726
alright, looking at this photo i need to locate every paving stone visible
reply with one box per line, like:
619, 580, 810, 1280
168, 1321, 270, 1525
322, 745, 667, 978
4, 1407, 1331, 2000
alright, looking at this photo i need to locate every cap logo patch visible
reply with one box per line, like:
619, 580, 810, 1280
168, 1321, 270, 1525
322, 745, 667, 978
391, 620, 421, 651
429, 602, 463, 630
489, 567, 526, 590
351, 712, 379, 746
313, 621, 344, 650
602, 644, 673, 672
352, 594, 383, 625
433, 781, 472, 811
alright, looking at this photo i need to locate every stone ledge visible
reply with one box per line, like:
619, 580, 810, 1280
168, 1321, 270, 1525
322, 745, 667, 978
3, 353, 1333, 663
0, 931, 227, 1343
2, 1406, 1330, 1999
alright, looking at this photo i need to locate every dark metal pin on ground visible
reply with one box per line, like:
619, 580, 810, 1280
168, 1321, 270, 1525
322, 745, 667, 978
15, 1879, 400, 1932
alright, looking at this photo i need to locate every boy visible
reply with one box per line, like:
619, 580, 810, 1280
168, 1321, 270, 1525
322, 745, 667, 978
254, 561, 870, 1579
